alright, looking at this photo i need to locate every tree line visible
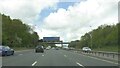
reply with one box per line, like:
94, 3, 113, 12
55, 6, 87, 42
1, 13, 39, 47
69, 23, 119, 50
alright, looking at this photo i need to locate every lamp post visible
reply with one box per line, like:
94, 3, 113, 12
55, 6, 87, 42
89, 26, 92, 49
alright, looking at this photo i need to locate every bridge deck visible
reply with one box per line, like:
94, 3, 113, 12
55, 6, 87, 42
41, 42, 70, 44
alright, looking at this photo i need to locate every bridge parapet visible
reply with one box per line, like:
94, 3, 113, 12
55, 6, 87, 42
42, 42, 70, 44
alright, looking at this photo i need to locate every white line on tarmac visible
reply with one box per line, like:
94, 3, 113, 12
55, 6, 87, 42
76, 62, 84, 67
32, 61, 37, 66
42, 55, 44, 56
19, 54, 23, 56
64, 55, 67, 57
81, 54, 118, 65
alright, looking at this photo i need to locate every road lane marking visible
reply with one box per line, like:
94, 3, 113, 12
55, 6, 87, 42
72, 51, 118, 65
32, 61, 37, 66
81, 54, 118, 65
64, 55, 67, 57
87, 56, 118, 65
42, 55, 44, 56
76, 62, 84, 67
19, 54, 23, 56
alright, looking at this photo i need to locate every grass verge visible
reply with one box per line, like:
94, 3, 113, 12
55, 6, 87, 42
93, 46, 118, 52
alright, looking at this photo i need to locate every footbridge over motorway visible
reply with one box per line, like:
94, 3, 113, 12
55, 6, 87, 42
41, 37, 70, 44
42, 42, 70, 44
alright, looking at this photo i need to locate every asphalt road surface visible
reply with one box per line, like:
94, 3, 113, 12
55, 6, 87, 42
1, 49, 119, 68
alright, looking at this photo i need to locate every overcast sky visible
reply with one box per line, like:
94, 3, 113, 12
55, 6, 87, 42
0, 0, 119, 42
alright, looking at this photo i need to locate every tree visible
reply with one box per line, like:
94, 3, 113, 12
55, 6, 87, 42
2, 13, 39, 47
74, 24, 118, 50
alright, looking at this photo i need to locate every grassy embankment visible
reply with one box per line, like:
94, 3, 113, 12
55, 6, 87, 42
93, 46, 118, 52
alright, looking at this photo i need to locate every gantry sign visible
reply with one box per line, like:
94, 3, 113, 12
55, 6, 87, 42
42, 37, 70, 44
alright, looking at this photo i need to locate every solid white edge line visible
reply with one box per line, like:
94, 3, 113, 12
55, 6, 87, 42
76, 62, 84, 67
88, 56, 118, 65
32, 61, 37, 66
81, 53, 118, 65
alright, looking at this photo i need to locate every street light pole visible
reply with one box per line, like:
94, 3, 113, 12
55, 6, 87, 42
90, 26, 92, 49
90, 33, 92, 49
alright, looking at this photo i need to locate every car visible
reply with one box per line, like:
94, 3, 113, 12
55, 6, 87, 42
0, 45, 14, 56
46, 46, 51, 50
35, 45, 44, 53
82, 47, 91, 52
55, 47, 59, 50
51, 47, 55, 50
46, 47, 50, 50
69, 47, 75, 50
43, 47, 46, 49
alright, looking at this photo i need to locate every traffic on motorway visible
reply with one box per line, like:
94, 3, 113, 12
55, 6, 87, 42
0, 46, 118, 67
0, 45, 14, 56
0, 0, 119, 68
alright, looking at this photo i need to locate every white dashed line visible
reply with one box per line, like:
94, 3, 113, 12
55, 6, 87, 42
32, 61, 37, 66
76, 62, 84, 67
42, 55, 44, 56
80, 54, 118, 65
64, 55, 67, 57
19, 54, 23, 56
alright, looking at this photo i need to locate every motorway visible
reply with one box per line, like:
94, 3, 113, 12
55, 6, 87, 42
1, 49, 119, 68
